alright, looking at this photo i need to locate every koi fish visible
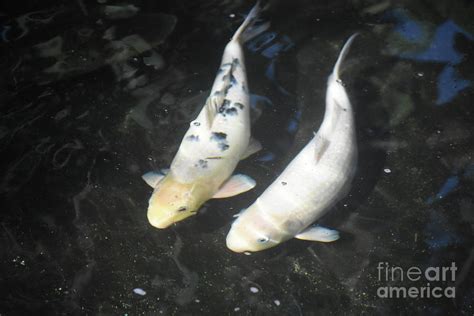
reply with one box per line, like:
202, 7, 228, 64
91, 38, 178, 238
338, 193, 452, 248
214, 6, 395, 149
226, 34, 359, 252
143, 1, 268, 229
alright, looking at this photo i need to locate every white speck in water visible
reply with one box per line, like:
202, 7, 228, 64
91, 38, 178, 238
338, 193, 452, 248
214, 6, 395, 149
234, 307, 240, 312
244, 252, 251, 256
274, 299, 281, 306
417, 72, 424, 77
195, 299, 200, 303
250, 287, 259, 293
229, 13, 235, 18
436, 130, 441, 134
133, 288, 146, 296
384, 168, 391, 174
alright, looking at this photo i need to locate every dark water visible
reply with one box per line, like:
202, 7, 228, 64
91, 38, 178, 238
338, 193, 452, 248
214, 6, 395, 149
1, 0, 473, 314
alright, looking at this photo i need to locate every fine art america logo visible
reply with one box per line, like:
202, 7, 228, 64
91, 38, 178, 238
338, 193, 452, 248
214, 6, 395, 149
377, 262, 457, 298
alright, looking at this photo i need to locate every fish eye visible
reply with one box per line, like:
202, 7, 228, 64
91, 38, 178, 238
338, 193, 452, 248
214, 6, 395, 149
257, 236, 269, 243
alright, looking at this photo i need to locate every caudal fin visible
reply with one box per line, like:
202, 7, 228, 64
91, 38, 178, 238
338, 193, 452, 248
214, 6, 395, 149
231, 1, 270, 43
332, 33, 359, 80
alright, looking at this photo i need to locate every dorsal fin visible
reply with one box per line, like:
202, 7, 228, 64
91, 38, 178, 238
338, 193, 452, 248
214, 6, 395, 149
203, 95, 221, 128
314, 134, 330, 163
204, 62, 236, 128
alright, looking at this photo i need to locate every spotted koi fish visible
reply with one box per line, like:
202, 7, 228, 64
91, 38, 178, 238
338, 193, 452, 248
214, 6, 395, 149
143, 1, 268, 228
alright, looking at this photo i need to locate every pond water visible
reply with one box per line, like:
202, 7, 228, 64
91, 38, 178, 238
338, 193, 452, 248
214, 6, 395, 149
1, 0, 473, 314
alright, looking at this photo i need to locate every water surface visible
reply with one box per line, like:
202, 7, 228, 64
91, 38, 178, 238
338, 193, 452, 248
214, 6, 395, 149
1, 0, 473, 314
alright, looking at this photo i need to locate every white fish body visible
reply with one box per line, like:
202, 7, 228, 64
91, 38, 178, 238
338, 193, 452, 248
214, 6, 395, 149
143, 2, 267, 229
226, 34, 359, 252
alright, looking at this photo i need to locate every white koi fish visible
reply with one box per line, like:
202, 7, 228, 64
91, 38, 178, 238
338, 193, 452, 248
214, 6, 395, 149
226, 34, 359, 252
143, 2, 268, 229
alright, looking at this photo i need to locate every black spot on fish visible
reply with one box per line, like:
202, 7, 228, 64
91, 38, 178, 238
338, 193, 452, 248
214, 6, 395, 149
223, 73, 237, 85
281, 181, 287, 186
218, 99, 231, 114
343, 108, 347, 112
219, 143, 230, 151
210, 132, 229, 151
186, 135, 199, 141
206, 156, 223, 160
177, 207, 187, 212
196, 159, 208, 168
232, 58, 240, 67
225, 107, 238, 116
223, 84, 232, 95
234, 102, 244, 110
242, 84, 248, 94
230, 74, 237, 85
193, 121, 201, 126
214, 91, 223, 97
211, 132, 227, 141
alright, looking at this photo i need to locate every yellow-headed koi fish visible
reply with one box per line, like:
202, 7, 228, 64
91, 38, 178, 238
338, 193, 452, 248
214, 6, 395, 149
143, 2, 269, 228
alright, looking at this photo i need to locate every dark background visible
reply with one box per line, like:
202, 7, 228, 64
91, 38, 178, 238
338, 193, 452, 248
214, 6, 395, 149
1, 0, 473, 314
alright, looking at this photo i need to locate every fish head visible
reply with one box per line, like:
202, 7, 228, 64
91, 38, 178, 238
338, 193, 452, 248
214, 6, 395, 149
226, 206, 283, 252
147, 175, 208, 229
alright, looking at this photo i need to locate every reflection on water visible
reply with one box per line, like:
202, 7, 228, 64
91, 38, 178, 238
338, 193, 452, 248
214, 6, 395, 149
387, 10, 473, 105
0, 0, 473, 314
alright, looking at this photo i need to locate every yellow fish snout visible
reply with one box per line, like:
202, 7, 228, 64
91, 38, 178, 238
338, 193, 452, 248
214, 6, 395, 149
147, 178, 204, 229
147, 203, 195, 229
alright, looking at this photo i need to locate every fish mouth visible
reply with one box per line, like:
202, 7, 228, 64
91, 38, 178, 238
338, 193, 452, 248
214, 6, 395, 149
147, 208, 196, 229
226, 233, 257, 253
226, 239, 247, 253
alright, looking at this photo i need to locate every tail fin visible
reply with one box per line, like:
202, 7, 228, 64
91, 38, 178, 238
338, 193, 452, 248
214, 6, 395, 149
332, 33, 359, 80
231, 1, 270, 43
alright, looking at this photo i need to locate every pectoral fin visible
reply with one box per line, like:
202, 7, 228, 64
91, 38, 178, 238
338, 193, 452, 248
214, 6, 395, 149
240, 138, 262, 160
295, 225, 340, 242
142, 169, 169, 188
314, 134, 330, 163
212, 174, 256, 199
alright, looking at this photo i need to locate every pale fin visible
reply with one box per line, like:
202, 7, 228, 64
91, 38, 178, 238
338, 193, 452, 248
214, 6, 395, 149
212, 174, 256, 199
240, 21, 270, 43
205, 63, 235, 128
204, 96, 220, 128
142, 171, 165, 188
314, 134, 330, 162
241, 138, 262, 160
295, 225, 340, 242
142, 170, 167, 188
231, 1, 269, 43
332, 33, 358, 81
